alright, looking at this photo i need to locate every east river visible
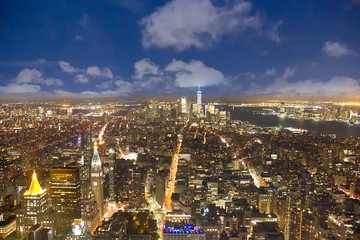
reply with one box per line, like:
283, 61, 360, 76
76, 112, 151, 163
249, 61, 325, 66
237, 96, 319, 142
227, 107, 360, 138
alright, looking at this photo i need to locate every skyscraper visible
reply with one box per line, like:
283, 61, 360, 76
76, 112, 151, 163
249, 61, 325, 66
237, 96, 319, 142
79, 132, 100, 231
197, 86, 202, 117
197, 86, 201, 105
81, 126, 92, 181
80, 182, 99, 231
50, 167, 81, 232
67, 108, 72, 118
91, 143, 104, 218
155, 170, 169, 207
181, 96, 187, 114
107, 147, 116, 201
17, 171, 54, 235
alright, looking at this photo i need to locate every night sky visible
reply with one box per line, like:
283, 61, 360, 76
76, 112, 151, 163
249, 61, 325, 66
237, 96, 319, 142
0, 0, 359, 97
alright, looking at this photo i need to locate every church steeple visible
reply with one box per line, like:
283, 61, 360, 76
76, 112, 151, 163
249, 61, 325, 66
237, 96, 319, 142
26, 170, 44, 195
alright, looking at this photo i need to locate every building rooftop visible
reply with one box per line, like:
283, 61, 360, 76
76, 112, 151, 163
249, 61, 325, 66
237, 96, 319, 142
0, 215, 16, 227
164, 222, 205, 234
24, 171, 46, 196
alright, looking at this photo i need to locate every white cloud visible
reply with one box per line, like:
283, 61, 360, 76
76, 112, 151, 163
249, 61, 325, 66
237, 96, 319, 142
133, 58, 165, 88
86, 66, 113, 78
83, 88, 132, 96
244, 72, 257, 80
0, 83, 41, 93
165, 59, 225, 88
265, 68, 276, 76
15, 69, 42, 84
278, 67, 296, 81
96, 79, 133, 93
113, 79, 132, 89
58, 61, 114, 82
103, 67, 113, 79
42, 78, 63, 86
86, 66, 101, 76
0, 68, 62, 94
323, 41, 354, 57
55, 79, 133, 97
96, 81, 113, 89
137, 76, 165, 89
263, 76, 360, 94
266, 21, 282, 43
14, 68, 63, 86
140, 0, 279, 51
59, 61, 79, 73
131, 58, 226, 89
134, 58, 160, 79
75, 74, 88, 83
252, 68, 360, 94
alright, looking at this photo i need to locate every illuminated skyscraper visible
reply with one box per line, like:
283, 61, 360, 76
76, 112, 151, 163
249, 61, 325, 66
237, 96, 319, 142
208, 105, 215, 115
17, 171, 54, 235
67, 108, 72, 118
50, 167, 81, 232
79, 132, 100, 231
81, 126, 92, 180
79, 126, 100, 230
80, 183, 99, 231
107, 147, 116, 201
197, 86, 203, 117
197, 86, 201, 105
181, 96, 187, 114
91, 143, 104, 218
258, 187, 272, 214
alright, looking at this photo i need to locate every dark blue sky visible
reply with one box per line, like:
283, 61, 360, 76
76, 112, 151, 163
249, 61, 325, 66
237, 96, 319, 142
0, 0, 359, 97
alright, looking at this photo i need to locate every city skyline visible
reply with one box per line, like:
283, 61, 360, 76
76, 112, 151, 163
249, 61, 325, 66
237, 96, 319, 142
0, 0, 359, 99
1, 2, 360, 238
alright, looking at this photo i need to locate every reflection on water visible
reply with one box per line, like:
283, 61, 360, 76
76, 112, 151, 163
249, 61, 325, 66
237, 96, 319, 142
230, 107, 360, 138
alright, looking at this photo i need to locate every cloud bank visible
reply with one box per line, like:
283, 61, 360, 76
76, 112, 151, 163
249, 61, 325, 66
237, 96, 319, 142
58, 61, 113, 84
134, 58, 160, 79
323, 41, 355, 57
0, 68, 63, 94
1, 60, 358, 97
251, 67, 360, 95
86, 66, 113, 79
132, 58, 227, 89
59, 61, 79, 73
140, 0, 281, 51
165, 59, 225, 88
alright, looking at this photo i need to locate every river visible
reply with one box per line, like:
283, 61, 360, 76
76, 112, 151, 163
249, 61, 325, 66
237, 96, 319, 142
228, 107, 360, 138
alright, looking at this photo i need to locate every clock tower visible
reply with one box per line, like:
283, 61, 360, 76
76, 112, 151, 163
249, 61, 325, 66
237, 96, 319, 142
91, 142, 104, 218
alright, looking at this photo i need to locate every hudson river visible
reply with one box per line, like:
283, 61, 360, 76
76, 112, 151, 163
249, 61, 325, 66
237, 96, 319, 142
228, 107, 360, 138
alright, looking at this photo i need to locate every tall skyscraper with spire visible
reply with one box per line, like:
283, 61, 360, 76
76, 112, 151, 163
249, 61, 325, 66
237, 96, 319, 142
197, 86, 202, 105
17, 171, 55, 235
79, 129, 100, 231
91, 143, 104, 218
197, 86, 203, 117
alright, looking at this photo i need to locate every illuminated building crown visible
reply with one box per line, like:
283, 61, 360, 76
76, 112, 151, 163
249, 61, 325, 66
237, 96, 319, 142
26, 170, 44, 195
91, 142, 101, 166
